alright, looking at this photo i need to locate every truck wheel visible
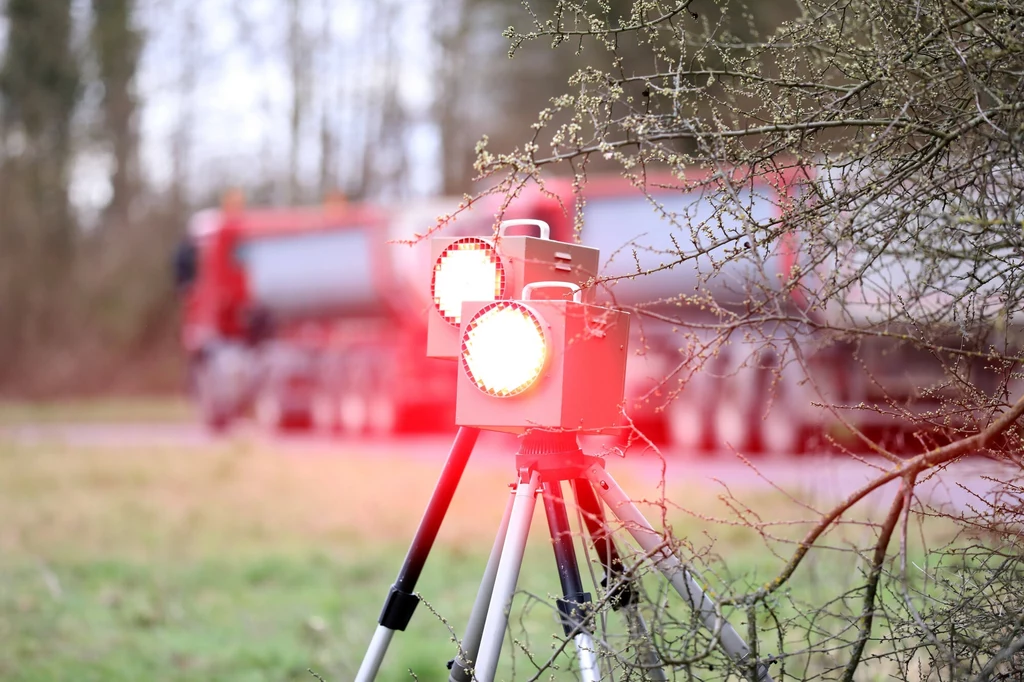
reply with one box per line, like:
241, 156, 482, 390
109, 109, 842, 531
200, 403, 230, 433
194, 364, 231, 433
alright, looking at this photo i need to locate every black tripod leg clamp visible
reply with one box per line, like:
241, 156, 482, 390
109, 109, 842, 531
601, 574, 640, 610
555, 591, 593, 637
378, 585, 420, 631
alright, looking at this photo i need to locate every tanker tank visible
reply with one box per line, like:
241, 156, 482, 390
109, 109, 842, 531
238, 228, 388, 321
573, 180, 811, 455
579, 185, 793, 314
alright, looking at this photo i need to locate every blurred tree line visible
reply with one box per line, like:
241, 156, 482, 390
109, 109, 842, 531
0, 0, 792, 395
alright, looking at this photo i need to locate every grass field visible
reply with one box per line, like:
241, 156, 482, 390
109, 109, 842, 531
0, 427, 965, 681
0, 397, 193, 425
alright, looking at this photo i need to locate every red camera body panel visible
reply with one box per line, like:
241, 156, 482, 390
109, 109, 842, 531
427, 236, 600, 359
455, 299, 630, 434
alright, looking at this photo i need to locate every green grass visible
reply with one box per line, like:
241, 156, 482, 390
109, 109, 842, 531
0, 433, 966, 681
0, 437, 520, 681
0, 396, 193, 425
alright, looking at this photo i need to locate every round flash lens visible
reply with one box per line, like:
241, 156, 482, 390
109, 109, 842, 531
461, 302, 547, 397
432, 238, 506, 326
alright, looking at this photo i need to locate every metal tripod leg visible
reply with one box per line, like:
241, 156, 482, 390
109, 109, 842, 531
356, 427, 480, 682
474, 469, 541, 682
542, 480, 602, 682
573, 479, 668, 682
448, 489, 516, 682
583, 463, 775, 682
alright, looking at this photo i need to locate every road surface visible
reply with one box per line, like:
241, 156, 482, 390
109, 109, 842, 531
1, 421, 1014, 518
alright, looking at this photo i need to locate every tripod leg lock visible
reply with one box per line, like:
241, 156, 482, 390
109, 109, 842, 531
555, 591, 594, 637
737, 652, 777, 682
601, 574, 640, 610
378, 585, 420, 631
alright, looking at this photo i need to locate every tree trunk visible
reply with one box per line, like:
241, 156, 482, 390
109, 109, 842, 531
91, 0, 141, 233
0, 0, 80, 369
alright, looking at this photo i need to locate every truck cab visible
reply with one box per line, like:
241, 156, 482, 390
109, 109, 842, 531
176, 197, 450, 433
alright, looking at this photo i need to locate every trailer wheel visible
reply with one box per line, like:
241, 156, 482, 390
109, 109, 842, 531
665, 397, 710, 454
255, 391, 285, 431
663, 368, 719, 454
756, 358, 808, 457
714, 391, 756, 454
367, 394, 397, 435
312, 393, 340, 433
759, 402, 803, 456
339, 393, 368, 434
254, 391, 312, 431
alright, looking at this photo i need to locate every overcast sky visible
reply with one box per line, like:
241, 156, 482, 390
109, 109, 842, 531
59, 0, 444, 222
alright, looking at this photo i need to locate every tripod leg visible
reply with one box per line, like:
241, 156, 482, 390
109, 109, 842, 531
356, 426, 480, 682
474, 469, 541, 682
542, 480, 602, 682
448, 489, 516, 682
583, 463, 774, 682
573, 479, 668, 682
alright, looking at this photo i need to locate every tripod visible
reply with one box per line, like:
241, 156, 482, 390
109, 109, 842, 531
355, 427, 774, 681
